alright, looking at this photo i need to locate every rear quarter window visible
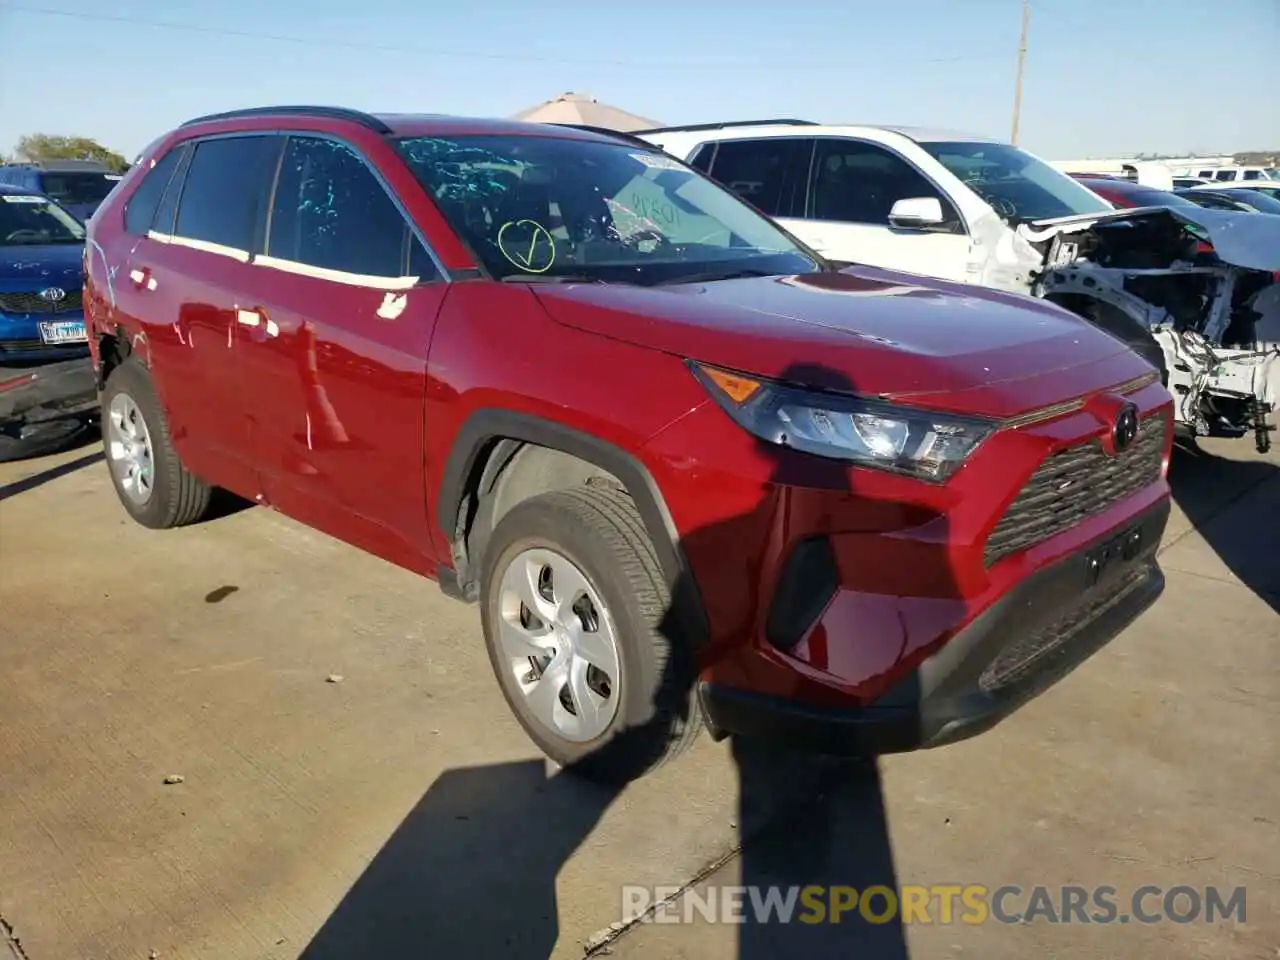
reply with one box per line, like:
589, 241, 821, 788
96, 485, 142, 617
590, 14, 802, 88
124, 145, 188, 235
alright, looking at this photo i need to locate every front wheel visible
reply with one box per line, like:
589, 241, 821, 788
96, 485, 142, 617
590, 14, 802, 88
479, 485, 702, 784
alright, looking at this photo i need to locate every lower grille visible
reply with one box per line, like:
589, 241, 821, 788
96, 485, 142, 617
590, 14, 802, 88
979, 566, 1149, 693
0, 290, 84, 314
984, 414, 1166, 566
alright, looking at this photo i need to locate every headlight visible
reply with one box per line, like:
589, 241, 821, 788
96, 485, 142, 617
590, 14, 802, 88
690, 362, 995, 482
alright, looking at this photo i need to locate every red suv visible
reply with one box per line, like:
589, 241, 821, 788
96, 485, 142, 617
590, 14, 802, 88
84, 106, 1173, 782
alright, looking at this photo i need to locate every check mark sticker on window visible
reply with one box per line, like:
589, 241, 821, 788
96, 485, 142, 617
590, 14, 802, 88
497, 219, 556, 273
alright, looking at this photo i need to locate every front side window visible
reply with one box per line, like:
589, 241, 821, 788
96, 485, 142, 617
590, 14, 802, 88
268, 136, 430, 280
174, 135, 281, 252
808, 139, 962, 229
395, 134, 818, 284
921, 140, 1112, 222
0, 193, 85, 246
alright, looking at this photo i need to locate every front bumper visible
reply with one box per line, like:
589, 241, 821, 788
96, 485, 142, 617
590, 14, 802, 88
698, 498, 1170, 755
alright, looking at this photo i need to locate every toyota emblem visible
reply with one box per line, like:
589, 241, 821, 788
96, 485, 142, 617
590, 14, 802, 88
39, 287, 67, 302
1113, 403, 1139, 452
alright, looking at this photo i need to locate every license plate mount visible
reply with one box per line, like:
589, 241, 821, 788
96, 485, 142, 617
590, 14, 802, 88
1085, 524, 1144, 588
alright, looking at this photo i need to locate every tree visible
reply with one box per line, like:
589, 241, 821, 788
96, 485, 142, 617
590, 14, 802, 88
12, 133, 129, 173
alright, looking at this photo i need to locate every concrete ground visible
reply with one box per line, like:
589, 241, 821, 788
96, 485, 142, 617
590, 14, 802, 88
0, 433, 1276, 960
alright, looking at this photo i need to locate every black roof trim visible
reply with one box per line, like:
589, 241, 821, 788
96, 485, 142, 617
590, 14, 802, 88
629, 119, 819, 135
547, 124, 663, 148
179, 105, 393, 135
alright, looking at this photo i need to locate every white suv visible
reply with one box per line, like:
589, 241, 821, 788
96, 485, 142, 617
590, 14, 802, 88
635, 120, 1280, 454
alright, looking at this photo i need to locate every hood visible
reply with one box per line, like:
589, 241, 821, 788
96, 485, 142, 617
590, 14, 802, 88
531, 265, 1149, 419
1019, 205, 1280, 273
0, 242, 84, 290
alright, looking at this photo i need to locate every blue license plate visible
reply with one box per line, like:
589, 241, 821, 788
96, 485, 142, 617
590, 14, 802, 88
37, 320, 87, 345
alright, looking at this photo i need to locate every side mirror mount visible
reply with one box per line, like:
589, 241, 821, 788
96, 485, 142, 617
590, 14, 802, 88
888, 196, 946, 229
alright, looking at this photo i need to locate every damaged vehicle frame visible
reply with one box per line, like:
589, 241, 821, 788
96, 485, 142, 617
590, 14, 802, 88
1023, 205, 1278, 453
636, 123, 1280, 452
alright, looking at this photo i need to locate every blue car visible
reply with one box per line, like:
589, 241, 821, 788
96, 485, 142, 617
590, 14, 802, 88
0, 184, 89, 364
0, 160, 122, 223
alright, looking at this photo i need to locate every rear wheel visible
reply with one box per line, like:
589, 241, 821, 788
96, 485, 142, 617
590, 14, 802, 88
479, 484, 702, 784
102, 358, 213, 529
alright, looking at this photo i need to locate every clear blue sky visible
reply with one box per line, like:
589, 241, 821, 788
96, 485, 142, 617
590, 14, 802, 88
1, 0, 1276, 161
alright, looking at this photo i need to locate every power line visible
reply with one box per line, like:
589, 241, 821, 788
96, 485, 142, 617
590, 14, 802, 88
2, 3, 1012, 71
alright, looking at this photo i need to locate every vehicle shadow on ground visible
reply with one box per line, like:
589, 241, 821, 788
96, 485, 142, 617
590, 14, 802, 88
1167, 440, 1279, 613
0, 447, 102, 501
299, 363, 942, 959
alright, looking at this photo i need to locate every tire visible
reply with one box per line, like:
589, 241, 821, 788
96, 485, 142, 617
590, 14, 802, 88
1081, 300, 1169, 387
101, 357, 213, 529
479, 483, 702, 784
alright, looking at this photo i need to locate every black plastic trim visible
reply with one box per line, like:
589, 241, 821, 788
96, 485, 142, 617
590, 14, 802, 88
764, 536, 839, 652
631, 119, 819, 135
547, 124, 663, 148
180, 105, 393, 135
700, 497, 1170, 756
436, 409, 710, 644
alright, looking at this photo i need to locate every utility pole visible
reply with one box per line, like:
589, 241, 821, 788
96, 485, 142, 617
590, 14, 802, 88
1011, 0, 1030, 145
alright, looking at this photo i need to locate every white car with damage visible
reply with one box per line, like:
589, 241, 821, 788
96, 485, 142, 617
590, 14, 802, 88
633, 120, 1280, 453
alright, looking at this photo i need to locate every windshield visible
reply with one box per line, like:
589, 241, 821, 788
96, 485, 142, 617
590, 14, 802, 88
394, 135, 820, 283
920, 141, 1113, 223
38, 171, 118, 207
0, 193, 86, 245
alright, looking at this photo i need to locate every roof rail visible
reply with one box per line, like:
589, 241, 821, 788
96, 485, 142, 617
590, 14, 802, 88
629, 119, 818, 136
548, 123, 662, 148
179, 105, 393, 135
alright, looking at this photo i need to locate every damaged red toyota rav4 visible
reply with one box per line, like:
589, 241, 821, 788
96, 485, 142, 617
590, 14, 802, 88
84, 107, 1173, 782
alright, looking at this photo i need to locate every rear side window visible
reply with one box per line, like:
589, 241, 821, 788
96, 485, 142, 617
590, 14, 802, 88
124, 145, 187, 235
175, 135, 281, 253
37, 171, 117, 207
267, 136, 424, 279
1243, 170, 1261, 181
706, 138, 809, 217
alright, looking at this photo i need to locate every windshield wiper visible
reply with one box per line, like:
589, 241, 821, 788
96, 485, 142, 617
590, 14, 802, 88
500, 273, 604, 284
655, 268, 777, 285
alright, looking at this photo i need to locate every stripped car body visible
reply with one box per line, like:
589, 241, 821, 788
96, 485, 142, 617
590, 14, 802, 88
1016, 206, 1280, 452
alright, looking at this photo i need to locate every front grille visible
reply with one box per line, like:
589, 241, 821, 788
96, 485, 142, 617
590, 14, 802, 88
979, 566, 1149, 693
984, 414, 1166, 566
0, 290, 83, 315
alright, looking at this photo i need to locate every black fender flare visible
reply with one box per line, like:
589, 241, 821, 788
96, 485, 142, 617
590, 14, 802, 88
436, 408, 709, 645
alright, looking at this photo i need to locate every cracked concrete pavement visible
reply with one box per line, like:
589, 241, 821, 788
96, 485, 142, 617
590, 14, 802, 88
0, 434, 1276, 959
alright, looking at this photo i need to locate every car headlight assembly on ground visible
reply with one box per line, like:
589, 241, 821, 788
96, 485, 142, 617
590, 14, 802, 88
691, 361, 995, 482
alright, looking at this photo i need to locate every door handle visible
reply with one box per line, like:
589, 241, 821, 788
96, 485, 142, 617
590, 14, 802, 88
236, 308, 279, 339
128, 266, 156, 291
